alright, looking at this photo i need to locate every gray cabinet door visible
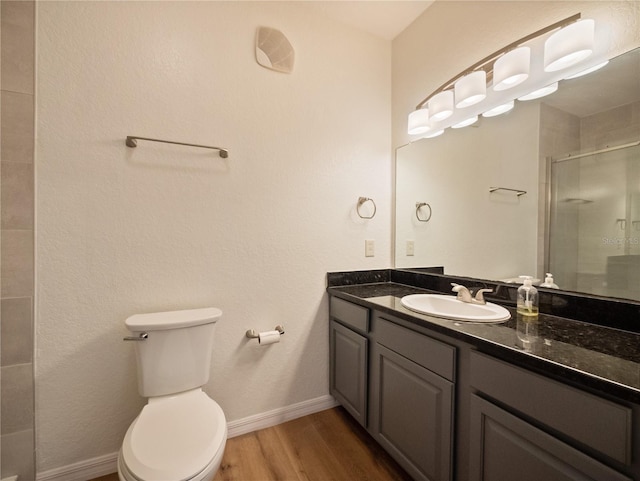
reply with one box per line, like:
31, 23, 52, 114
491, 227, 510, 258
372, 343, 453, 481
469, 394, 632, 481
330, 320, 368, 427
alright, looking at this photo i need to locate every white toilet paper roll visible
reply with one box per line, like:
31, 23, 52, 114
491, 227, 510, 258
258, 330, 281, 345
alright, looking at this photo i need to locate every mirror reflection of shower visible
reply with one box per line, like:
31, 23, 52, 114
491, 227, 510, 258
548, 141, 640, 300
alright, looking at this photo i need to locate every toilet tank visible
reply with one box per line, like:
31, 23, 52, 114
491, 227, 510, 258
125, 307, 222, 397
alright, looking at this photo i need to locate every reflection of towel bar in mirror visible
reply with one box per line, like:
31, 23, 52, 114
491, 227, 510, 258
357, 197, 377, 219
416, 202, 432, 222
489, 187, 527, 197
126, 136, 229, 158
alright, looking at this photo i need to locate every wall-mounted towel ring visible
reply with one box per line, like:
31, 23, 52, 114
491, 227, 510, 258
357, 197, 377, 219
416, 202, 432, 222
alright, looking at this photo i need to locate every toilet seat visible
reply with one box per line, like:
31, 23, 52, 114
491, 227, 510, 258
121, 389, 227, 481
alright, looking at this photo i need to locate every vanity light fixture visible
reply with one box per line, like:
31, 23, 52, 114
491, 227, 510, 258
428, 90, 454, 121
517, 82, 558, 101
408, 108, 430, 135
451, 115, 478, 129
455, 71, 486, 108
544, 19, 595, 72
422, 129, 445, 139
482, 101, 514, 118
493, 47, 530, 91
407, 13, 610, 138
564, 60, 609, 79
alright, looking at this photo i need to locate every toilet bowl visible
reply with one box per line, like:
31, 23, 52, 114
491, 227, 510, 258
118, 308, 227, 481
118, 389, 227, 481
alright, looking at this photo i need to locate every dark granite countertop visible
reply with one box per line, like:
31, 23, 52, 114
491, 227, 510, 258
328, 282, 640, 404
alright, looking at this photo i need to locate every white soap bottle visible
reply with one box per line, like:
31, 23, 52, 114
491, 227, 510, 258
540, 273, 559, 289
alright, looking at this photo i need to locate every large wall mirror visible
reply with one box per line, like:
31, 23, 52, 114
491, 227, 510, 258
395, 46, 640, 301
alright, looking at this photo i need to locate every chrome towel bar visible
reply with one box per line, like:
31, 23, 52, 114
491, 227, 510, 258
126, 136, 229, 158
489, 187, 527, 197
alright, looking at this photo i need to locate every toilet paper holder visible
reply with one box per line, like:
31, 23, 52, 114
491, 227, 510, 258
245, 325, 285, 339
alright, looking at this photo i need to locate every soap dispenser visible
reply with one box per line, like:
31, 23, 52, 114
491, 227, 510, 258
540, 273, 559, 289
517, 277, 539, 317
516, 277, 539, 352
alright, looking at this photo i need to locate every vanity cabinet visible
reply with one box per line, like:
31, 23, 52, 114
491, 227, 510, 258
370, 316, 455, 481
328, 294, 639, 481
329, 298, 370, 427
469, 351, 633, 481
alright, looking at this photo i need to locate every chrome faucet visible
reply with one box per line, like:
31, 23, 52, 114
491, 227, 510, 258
451, 283, 493, 305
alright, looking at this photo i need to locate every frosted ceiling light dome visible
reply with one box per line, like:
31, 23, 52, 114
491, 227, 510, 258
493, 47, 530, 91
564, 60, 609, 79
423, 129, 445, 139
455, 71, 487, 108
428, 90, 454, 121
544, 19, 594, 72
482, 100, 514, 118
408, 108, 430, 135
518, 82, 558, 101
452, 116, 478, 129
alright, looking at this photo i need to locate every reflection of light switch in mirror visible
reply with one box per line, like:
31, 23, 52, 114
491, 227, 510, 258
406, 240, 415, 256
365, 240, 375, 257
255, 27, 295, 74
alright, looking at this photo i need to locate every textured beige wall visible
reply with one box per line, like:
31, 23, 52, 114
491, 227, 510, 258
36, 1, 391, 473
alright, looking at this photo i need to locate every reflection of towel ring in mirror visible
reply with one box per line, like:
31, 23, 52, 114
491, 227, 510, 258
416, 202, 432, 222
357, 197, 377, 219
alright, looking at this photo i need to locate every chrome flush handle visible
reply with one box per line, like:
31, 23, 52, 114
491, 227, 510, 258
123, 332, 149, 341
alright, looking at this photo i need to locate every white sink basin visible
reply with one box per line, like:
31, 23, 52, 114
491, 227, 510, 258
401, 294, 511, 322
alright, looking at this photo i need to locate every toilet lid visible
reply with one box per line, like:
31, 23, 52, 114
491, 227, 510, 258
122, 389, 226, 481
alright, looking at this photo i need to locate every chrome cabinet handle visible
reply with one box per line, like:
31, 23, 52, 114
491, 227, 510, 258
123, 332, 148, 341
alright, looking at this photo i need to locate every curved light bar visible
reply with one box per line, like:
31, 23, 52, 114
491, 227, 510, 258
518, 82, 558, 101
544, 19, 594, 72
482, 101, 514, 118
455, 71, 487, 108
409, 14, 609, 140
493, 47, 530, 91
408, 108, 430, 135
428, 90, 454, 122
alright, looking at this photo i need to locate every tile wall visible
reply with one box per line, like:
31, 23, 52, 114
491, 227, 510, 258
1, 1, 36, 479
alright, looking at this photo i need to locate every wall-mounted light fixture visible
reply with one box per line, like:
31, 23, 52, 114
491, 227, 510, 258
408, 14, 610, 138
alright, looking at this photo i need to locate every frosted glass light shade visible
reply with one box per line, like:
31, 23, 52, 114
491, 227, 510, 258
452, 116, 478, 129
428, 90, 454, 121
493, 47, 530, 91
564, 60, 608, 79
544, 19, 594, 72
482, 101, 514, 118
423, 129, 444, 139
455, 71, 487, 108
408, 108, 430, 135
518, 82, 558, 101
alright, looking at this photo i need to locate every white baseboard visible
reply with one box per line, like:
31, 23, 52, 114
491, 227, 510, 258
36, 394, 338, 481
36, 452, 118, 481
227, 394, 339, 438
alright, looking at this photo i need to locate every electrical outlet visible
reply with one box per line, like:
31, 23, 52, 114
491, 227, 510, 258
365, 239, 375, 257
406, 240, 415, 256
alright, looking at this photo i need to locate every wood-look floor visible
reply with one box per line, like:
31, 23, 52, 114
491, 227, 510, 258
91, 406, 412, 481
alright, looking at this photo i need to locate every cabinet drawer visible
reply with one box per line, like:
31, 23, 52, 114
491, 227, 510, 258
470, 351, 632, 464
377, 317, 455, 382
330, 297, 369, 333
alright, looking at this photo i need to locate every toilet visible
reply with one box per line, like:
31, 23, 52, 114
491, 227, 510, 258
118, 307, 227, 481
